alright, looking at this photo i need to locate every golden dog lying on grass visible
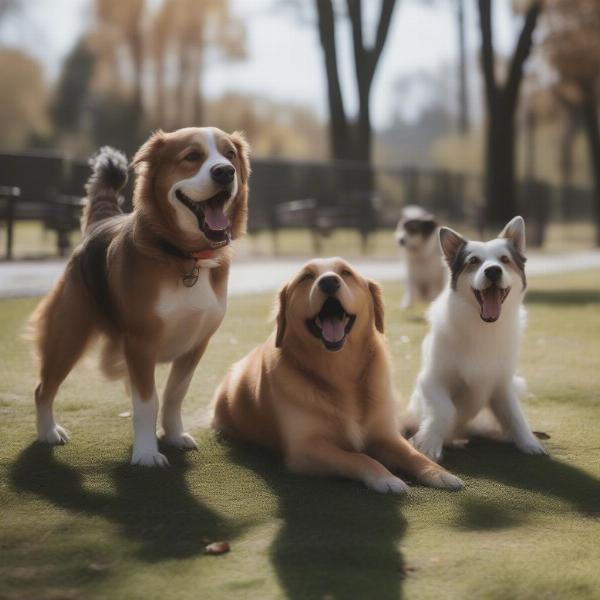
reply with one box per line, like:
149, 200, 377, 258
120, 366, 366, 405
213, 257, 464, 493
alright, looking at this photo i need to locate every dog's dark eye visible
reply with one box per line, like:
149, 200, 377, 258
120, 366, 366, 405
184, 151, 202, 162
299, 272, 315, 283
469, 256, 481, 266
224, 149, 237, 160
500, 255, 510, 264
340, 269, 352, 277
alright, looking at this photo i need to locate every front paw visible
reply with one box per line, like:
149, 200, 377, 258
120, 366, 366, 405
420, 467, 464, 490
365, 474, 410, 495
411, 431, 443, 462
131, 448, 170, 467
38, 424, 69, 445
161, 432, 198, 450
516, 437, 547, 455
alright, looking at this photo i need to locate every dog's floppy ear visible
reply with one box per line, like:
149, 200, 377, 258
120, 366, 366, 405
274, 284, 288, 348
131, 130, 166, 171
230, 130, 251, 184
499, 215, 526, 254
368, 280, 385, 334
439, 227, 467, 265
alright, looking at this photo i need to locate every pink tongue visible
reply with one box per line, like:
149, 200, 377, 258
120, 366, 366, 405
322, 317, 345, 343
481, 287, 502, 321
203, 205, 230, 231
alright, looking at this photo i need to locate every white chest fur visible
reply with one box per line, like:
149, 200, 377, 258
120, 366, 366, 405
155, 269, 226, 362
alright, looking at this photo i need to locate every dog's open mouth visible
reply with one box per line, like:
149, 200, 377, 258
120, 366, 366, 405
175, 189, 231, 248
306, 297, 356, 351
473, 286, 511, 322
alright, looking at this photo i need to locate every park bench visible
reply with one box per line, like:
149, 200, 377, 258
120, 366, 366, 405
0, 153, 92, 260
275, 191, 379, 253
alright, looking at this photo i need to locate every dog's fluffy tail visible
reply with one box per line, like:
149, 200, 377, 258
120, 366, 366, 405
81, 146, 128, 235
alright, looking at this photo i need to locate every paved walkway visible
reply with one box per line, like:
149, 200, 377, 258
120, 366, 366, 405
1, 251, 600, 298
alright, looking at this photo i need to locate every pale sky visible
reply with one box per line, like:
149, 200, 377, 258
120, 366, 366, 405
1, 0, 519, 129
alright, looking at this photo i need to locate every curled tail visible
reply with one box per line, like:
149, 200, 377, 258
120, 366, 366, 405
81, 146, 128, 234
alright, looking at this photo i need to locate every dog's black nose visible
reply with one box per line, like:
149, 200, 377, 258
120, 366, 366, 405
318, 275, 341, 295
485, 266, 502, 282
210, 164, 235, 186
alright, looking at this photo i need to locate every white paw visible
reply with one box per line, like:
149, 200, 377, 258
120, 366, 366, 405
365, 474, 410, 495
161, 432, 198, 450
131, 449, 170, 467
411, 431, 443, 462
38, 425, 69, 445
421, 468, 464, 490
516, 438, 547, 455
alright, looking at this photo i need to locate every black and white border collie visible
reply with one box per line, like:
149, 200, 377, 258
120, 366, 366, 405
406, 216, 547, 461
395, 205, 446, 309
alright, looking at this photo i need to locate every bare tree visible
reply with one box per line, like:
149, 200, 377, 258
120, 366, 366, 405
315, 0, 397, 164
150, 0, 246, 128
477, 0, 542, 227
456, 0, 469, 134
543, 0, 600, 244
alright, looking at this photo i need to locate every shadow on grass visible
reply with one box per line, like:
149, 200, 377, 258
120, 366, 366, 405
10, 442, 243, 562
526, 289, 600, 305
445, 439, 600, 530
225, 439, 407, 600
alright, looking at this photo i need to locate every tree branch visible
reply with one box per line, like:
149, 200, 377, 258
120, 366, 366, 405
478, 0, 497, 111
505, 0, 542, 111
371, 0, 396, 74
346, 0, 366, 82
315, 0, 349, 157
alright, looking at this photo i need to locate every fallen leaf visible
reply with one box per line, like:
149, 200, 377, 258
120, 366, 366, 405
88, 561, 112, 572
533, 431, 551, 440
205, 541, 230, 555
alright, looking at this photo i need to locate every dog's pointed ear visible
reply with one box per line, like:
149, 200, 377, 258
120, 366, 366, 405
439, 227, 467, 265
230, 130, 251, 184
499, 216, 526, 253
274, 284, 288, 348
131, 130, 166, 171
368, 280, 385, 334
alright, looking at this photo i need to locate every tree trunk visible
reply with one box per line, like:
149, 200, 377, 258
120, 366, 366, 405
581, 83, 600, 246
456, 0, 469, 134
486, 99, 517, 226
315, 0, 351, 160
478, 0, 541, 229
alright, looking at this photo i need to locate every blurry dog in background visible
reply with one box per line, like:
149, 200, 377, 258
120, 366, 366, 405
213, 257, 463, 494
395, 205, 446, 309
406, 216, 547, 461
30, 127, 250, 467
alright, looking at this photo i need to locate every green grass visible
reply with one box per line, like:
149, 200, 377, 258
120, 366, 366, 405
1, 270, 600, 600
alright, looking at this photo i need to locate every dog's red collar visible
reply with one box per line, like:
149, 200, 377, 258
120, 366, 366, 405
158, 239, 215, 262
190, 249, 214, 261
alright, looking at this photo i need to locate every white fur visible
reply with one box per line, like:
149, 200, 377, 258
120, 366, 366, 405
167, 128, 238, 237
137, 267, 226, 459
155, 268, 225, 362
395, 207, 446, 309
407, 217, 546, 460
131, 388, 169, 467
399, 230, 446, 309
36, 403, 69, 445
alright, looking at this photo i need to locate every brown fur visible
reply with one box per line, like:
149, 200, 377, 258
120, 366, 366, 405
213, 258, 464, 493
30, 127, 250, 463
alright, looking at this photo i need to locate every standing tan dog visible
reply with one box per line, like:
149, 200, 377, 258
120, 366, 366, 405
213, 258, 463, 493
30, 127, 250, 467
